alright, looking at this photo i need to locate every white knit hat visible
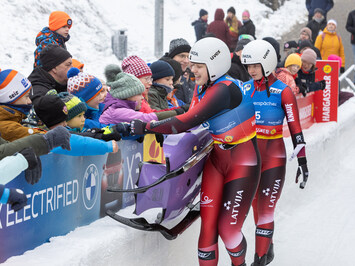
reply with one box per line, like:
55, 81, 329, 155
0, 69, 32, 104
327, 19, 337, 27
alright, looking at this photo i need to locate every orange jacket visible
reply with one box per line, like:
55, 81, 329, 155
314, 28, 345, 67
0, 105, 45, 141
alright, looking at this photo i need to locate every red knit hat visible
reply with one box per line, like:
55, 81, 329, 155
49, 11, 72, 31
121, 55, 152, 78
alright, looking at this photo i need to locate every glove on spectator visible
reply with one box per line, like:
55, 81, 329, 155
114, 122, 131, 137
340, 67, 345, 74
19, 148, 43, 185
319, 80, 326, 90
7, 188, 28, 211
43, 126, 71, 151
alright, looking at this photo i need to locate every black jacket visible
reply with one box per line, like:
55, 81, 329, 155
346, 10, 355, 44
191, 18, 208, 41
238, 20, 256, 39
228, 53, 251, 82
306, 19, 327, 44
28, 67, 67, 106
295, 68, 323, 93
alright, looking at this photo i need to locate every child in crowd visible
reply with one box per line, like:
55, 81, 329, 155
295, 48, 326, 96
239, 10, 256, 39
72, 59, 84, 72
0, 69, 46, 141
99, 65, 184, 125
67, 67, 106, 129
33, 94, 119, 156
121, 55, 154, 113
275, 53, 302, 94
148, 60, 175, 110
34, 11, 72, 68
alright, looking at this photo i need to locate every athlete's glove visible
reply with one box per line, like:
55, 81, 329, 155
155, 134, 164, 147
295, 157, 309, 189
130, 119, 147, 135
5, 188, 28, 211
19, 148, 43, 185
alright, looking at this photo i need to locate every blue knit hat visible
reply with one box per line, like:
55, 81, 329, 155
150, 60, 175, 81
67, 67, 103, 103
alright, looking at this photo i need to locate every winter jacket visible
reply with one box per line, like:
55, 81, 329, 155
306, 0, 334, 19
83, 103, 107, 129
28, 67, 68, 106
100, 93, 159, 124
34, 27, 70, 68
295, 68, 323, 93
275, 68, 299, 94
140, 98, 156, 113
0, 134, 49, 160
175, 75, 195, 104
148, 83, 170, 110
346, 10, 355, 45
225, 15, 241, 37
0, 153, 28, 184
306, 19, 327, 44
238, 19, 256, 39
207, 9, 231, 48
314, 28, 345, 67
228, 53, 251, 82
51, 133, 113, 156
191, 18, 208, 41
0, 104, 45, 141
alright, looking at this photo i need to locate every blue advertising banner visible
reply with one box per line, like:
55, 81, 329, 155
0, 139, 143, 263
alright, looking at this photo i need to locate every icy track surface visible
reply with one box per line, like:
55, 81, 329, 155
4, 98, 355, 266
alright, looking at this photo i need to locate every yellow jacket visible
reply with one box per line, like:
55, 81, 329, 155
0, 105, 45, 141
314, 28, 345, 67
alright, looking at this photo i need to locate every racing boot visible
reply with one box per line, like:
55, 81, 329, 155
251, 253, 267, 266
266, 243, 274, 264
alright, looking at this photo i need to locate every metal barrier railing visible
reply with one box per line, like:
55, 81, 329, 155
339, 65, 355, 91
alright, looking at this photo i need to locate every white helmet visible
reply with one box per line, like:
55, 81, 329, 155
241, 39, 277, 77
189, 37, 231, 81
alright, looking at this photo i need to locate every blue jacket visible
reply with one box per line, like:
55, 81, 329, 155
306, 0, 334, 18
34, 27, 70, 68
84, 103, 108, 130
51, 133, 113, 156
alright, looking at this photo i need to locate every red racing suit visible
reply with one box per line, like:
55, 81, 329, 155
242, 74, 306, 258
146, 75, 261, 266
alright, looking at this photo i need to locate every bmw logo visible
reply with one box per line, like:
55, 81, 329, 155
82, 164, 99, 210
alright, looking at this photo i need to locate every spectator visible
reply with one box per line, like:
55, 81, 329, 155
314, 19, 345, 73
160, 57, 185, 108
72, 59, 84, 72
238, 10, 256, 40
275, 53, 302, 94
327, 54, 354, 105
297, 39, 322, 59
99, 65, 184, 125
121, 55, 154, 113
295, 48, 326, 96
206, 8, 232, 49
298, 27, 313, 46
148, 60, 175, 110
345, 9, 355, 83
34, 94, 119, 156
191, 9, 209, 41
29, 44, 72, 106
164, 38, 194, 104
225, 6, 242, 50
0, 69, 46, 141
34, 11, 72, 68
67, 68, 106, 129
228, 38, 251, 81
306, 8, 327, 44
306, 0, 334, 21
283, 40, 298, 59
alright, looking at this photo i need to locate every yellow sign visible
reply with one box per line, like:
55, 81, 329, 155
323, 64, 332, 74
143, 134, 165, 163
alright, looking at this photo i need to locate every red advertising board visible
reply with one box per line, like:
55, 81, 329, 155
313, 60, 339, 122
283, 60, 338, 137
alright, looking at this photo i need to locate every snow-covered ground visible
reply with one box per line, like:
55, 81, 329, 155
4, 0, 354, 265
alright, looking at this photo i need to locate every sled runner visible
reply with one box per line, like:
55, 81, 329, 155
106, 127, 213, 239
